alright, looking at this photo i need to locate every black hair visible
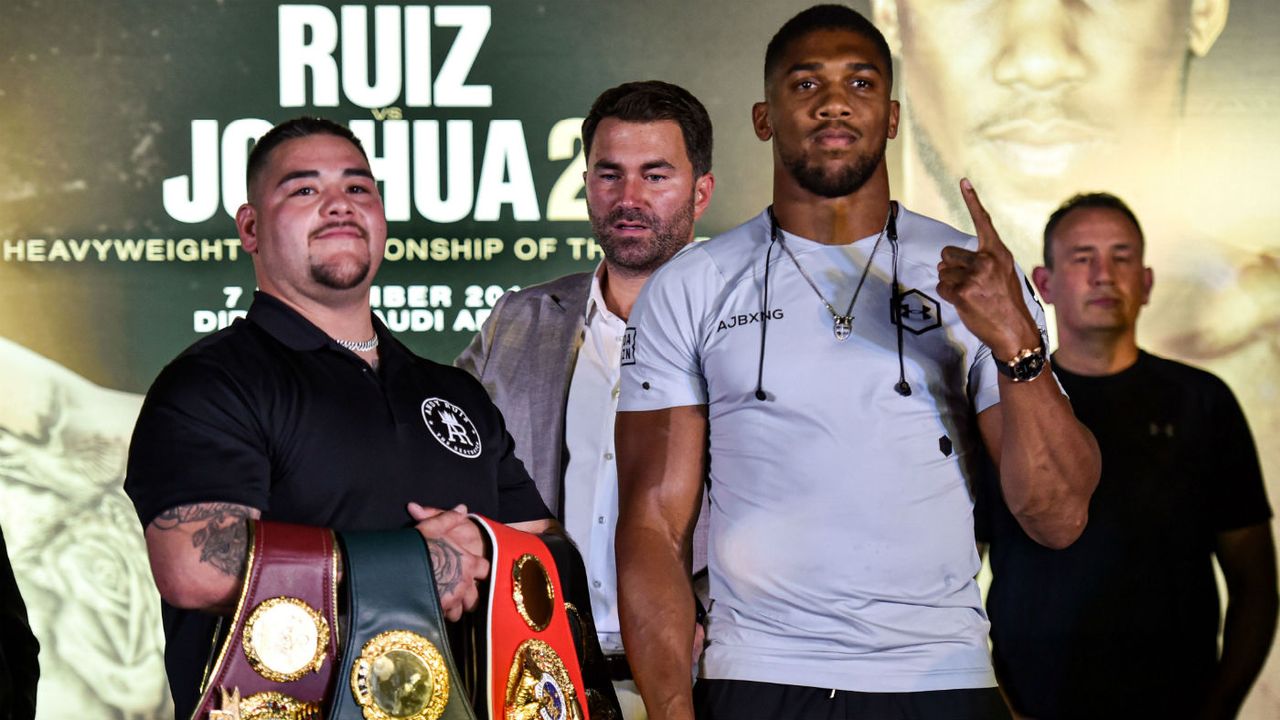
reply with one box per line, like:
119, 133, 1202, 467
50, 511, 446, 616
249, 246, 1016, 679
1043, 192, 1145, 268
245, 116, 368, 198
581, 80, 714, 177
764, 4, 893, 91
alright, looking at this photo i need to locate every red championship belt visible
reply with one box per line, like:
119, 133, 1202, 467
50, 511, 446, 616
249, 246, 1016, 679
471, 516, 589, 720
193, 521, 340, 720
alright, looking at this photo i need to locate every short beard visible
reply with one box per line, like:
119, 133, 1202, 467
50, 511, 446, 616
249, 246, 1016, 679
780, 138, 885, 199
590, 197, 695, 275
310, 257, 371, 289
308, 221, 372, 290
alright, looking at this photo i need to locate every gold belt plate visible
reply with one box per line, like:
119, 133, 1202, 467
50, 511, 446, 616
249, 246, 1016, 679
505, 639, 583, 720
242, 596, 330, 682
512, 553, 555, 632
351, 629, 451, 720
209, 688, 322, 720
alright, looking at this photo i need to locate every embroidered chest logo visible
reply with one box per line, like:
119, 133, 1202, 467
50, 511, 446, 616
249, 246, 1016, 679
890, 289, 942, 335
421, 398, 482, 458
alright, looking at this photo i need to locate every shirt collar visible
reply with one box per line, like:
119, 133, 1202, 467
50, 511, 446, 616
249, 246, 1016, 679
246, 290, 403, 362
584, 261, 621, 326
247, 291, 332, 351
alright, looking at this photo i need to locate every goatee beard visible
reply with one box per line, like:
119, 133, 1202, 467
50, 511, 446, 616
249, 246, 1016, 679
781, 141, 885, 199
311, 259, 371, 289
308, 221, 371, 290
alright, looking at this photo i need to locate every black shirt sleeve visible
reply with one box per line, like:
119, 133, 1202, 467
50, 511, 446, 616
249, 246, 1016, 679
493, 429, 553, 525
125, 354, 271, 527
1204, 374, 1271, 532
444, 366, 552, 525
479, 388, 552, 526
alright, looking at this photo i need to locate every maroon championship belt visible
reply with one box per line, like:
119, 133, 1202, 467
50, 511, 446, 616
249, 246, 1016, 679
471, 516, 590, 720
194, 521, 340, 720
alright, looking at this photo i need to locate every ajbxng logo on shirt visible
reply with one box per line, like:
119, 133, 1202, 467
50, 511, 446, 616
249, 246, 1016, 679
715, 308, 785, 333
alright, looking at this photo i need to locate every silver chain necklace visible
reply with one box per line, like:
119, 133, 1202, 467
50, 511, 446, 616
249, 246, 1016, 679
336, 335, 379, 353
773, 204, 894, 342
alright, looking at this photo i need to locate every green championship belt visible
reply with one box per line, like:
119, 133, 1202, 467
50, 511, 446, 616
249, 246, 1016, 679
327, 530, 476, 720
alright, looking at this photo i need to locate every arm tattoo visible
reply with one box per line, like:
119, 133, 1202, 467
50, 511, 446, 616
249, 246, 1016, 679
153, 503, 254, 577
428, 538, 464, 598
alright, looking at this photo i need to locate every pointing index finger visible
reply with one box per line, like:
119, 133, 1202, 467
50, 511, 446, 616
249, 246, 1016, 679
959, 178, 1003, 253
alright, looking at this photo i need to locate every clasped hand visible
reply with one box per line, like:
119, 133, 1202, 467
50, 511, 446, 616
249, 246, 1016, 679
408, 502, 490, 621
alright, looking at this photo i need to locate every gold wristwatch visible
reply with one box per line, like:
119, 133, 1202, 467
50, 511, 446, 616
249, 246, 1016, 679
995, 345, 1047, 383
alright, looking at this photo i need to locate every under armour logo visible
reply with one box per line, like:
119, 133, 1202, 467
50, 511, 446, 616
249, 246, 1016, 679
1149, 422, 1175, 438
891, 289, 942, 335
900, 303, 933, 321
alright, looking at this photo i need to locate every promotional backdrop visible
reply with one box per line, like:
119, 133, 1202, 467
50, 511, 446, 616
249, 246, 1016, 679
1, 1, 1277, 717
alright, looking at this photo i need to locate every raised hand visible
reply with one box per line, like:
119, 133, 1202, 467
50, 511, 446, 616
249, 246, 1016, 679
936, 179, 1041, 360
407, 502, 490, 621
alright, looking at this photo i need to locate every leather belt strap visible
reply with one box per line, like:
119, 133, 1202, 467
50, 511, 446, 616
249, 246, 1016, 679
471, 515, 590, 720
194, 521, 339, 720
327, 530, 476, 720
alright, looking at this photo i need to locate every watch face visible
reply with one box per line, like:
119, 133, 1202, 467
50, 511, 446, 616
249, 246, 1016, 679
1013, 352, 1046, 382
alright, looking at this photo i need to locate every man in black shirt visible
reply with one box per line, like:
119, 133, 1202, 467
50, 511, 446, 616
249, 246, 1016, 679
124, 117, 553, 718
978, 192, 1278, 718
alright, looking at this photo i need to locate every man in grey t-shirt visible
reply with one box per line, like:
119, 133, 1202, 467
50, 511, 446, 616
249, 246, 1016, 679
614, 6, 1101, 719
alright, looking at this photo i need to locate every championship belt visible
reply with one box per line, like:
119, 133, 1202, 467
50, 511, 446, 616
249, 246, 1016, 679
537, 535, 621, 720
194, 521, 339, 720
327, 530, 476, 720
471, 516, 590, 720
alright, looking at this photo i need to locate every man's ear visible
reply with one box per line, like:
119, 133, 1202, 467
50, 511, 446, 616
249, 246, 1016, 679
752, 101, 772, 141
1141, 266, 1154, 306
870, 0, 902, 56
693, 172, 716, 221
888, 100, 900, 140
1031, 266, 1054, 303
236, 203, 260, 254
1189, 0, 1228, 57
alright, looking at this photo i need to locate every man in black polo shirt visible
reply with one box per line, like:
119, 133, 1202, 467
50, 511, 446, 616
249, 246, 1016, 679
124, 117, 554, 718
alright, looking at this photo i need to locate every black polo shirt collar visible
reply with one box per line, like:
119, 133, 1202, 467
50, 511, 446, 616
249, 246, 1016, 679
246, 291, 331, 351
246, 291, 408, 372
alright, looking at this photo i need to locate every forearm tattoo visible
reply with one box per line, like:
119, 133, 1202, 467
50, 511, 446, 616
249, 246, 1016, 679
428, 538, 464, 597
153, 503, 253, 577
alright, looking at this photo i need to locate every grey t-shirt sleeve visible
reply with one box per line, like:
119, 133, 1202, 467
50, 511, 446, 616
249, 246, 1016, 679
618, 249, 714, 411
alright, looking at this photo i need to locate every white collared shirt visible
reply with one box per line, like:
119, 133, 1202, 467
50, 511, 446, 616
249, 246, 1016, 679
563, 264, 627, 654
